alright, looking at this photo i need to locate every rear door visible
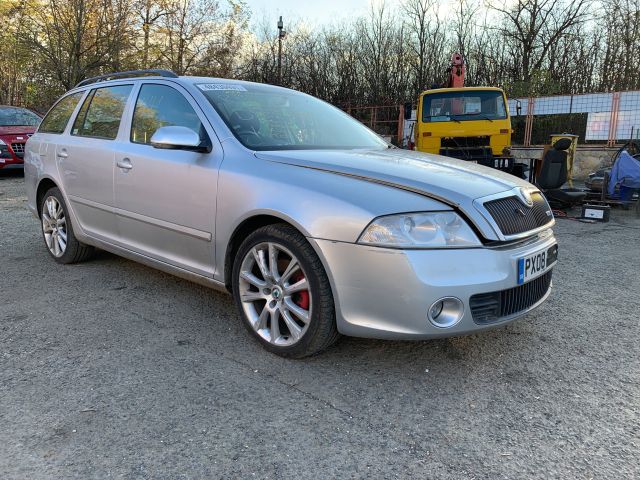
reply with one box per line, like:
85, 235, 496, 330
26, 92, 85, 212
58, 83, 134, 243
112, 81, 220, 276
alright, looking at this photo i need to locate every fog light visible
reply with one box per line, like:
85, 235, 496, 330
428, 297, 464, 328
429, 301, 443, 320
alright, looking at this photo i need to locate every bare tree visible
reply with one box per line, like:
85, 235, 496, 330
356, 2, 401, 104
2, 0, 638, 114
401, 0, 447, 94
324, 26, 363, 105
600, 0, 640, 91
453, 0, 479, 62
488, 0, 590, 91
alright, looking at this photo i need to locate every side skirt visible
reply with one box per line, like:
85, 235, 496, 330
85, 236, 229, 294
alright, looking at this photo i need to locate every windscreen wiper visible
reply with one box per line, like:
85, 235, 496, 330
427, 115, 460, 123
462, 113, 494, 122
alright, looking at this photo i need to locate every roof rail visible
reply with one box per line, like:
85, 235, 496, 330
74, 69, 179, 88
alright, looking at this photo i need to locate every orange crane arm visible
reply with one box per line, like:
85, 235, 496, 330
447, 53, 465, 88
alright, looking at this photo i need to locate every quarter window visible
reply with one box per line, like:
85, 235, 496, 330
72, 85, 133, 139
38, 92, 84, 134
131, 84, 203, 144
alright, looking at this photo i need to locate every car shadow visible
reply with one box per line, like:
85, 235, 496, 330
86, 247, 532, 378
0, 168, 24, 179
16, 231, 553, 435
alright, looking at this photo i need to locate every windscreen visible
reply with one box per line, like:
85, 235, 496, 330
198, 83, 388, 151
0, 107, 41, 127
422, 90, 507, 123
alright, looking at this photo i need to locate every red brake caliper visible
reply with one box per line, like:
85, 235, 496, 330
291, 272, 310, 310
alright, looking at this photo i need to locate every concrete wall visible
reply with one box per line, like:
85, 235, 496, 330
513, 146, 618, 180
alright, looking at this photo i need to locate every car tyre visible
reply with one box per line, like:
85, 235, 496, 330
40, 187, 95, 264
232, 223, 339, 358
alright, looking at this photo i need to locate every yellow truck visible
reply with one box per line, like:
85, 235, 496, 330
414, 86, 515, 170
409, 54, 520, 174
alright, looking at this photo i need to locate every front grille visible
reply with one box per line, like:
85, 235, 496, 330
11, 142, 25, 157
441, 136, 490, 148
440, 146, 493, 161
470, 271, 553, 324
484, 192, 552, 236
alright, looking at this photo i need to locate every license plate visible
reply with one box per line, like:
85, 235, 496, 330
517, 244, 558, 285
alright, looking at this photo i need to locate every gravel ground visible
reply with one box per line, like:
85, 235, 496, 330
1, 170, 638, 479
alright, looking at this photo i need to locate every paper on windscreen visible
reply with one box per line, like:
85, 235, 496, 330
197, 84, 247, 92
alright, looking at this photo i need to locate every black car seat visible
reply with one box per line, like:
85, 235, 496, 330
536, 138, 586, 207
229, 110, 261, 134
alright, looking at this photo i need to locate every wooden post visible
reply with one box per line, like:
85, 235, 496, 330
607, 92, 621, 148
524, 97, 535, 147
397, 104, 404, 146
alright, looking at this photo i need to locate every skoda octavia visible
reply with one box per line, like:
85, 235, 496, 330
24, 70, 557, 357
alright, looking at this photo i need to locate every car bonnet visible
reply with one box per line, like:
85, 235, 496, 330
257, 146, 532, 199
255, 148, 539, 241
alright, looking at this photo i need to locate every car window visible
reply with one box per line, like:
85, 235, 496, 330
38, 92, 84, 134
72, 85, 133, 139
0, 107, 41, 127
130, 84, 203, 144
198, 83, 387, 151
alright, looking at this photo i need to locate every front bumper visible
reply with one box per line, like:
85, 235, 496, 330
0, 138, 27, 169
0, 161, 24, 170
310, 231, 556, 340
0, 150, 24, 169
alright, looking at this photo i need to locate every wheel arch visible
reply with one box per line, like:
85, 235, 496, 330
35, 177, 59, 218
223, 212, 312, 291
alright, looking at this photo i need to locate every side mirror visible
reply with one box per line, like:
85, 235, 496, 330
150, 126, 211, 153
515, 99, 522, 116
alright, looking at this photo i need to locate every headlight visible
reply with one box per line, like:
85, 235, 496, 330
358, 212, 481, 248
0, 139, 5, 145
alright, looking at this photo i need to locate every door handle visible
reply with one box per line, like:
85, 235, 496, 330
56, 149, 68, 158
117, 158, 133, 171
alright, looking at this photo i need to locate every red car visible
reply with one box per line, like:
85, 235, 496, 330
0, 106, 42, 170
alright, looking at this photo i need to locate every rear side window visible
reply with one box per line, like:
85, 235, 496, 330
39, 92, 84, 134
72, 85, 133, 139
130, 84, 202, 144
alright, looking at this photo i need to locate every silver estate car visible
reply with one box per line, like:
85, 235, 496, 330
24, 70, 558, 357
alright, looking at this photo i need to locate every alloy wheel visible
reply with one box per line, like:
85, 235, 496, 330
238, 242, 311, 346
42, 196, 67, 257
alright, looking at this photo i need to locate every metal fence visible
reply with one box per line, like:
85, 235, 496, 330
344, 90, 640, 148
508, 91, 640, 147
342, 105, 405, 144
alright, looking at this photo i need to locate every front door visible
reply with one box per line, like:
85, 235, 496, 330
113, 82, 220, 276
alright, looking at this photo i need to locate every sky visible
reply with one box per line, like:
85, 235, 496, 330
247, 0, 403, 27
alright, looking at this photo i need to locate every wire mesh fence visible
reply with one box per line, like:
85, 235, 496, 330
341, 105, 404, 144
343, 90, 640, 148
508, 91, 640, 146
